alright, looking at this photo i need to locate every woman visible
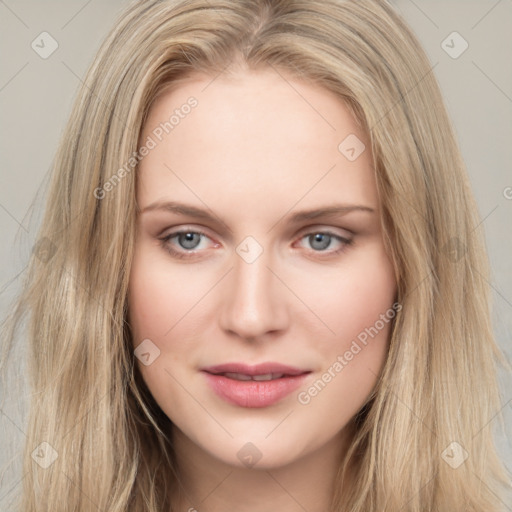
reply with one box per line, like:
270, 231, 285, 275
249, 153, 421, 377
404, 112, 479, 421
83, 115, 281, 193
1, 0, 509, 510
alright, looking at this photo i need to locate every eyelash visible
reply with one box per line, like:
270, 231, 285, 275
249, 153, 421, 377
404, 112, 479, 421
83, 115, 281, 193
158, 228, 353, 260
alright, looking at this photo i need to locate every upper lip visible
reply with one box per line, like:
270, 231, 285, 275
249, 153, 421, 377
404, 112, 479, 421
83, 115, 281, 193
201, 362, 310, 377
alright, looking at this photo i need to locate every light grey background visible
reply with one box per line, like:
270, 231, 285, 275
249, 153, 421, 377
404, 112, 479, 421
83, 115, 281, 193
0, 0, 511, 509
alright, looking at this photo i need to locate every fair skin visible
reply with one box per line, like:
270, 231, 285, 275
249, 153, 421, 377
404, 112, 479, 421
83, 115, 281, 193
128, 66, 397, 511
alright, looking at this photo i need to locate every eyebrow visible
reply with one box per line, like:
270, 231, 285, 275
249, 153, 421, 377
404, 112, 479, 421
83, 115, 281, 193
140, 200, 375, 226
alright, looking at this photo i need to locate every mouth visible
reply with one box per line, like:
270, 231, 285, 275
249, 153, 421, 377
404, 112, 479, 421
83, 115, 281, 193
209, 372, 291, 381
201, 362, 311, 408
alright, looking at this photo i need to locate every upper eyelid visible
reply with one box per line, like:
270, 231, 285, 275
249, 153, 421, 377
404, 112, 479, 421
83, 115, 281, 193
163, 225, 351, 239
162, 222, 353, 237
162, 227, 213, 243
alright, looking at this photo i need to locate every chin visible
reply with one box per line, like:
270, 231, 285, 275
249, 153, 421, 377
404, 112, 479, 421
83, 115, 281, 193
200, 435, 311, 471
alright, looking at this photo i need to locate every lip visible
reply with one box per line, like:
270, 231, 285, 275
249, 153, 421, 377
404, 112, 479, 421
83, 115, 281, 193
201, 362, 311, 408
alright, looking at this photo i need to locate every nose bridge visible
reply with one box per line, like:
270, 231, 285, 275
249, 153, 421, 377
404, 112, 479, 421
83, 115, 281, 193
218, 240, 288, 339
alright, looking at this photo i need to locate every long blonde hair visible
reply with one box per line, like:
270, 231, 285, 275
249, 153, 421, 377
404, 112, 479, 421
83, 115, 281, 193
2, 0, 510, 510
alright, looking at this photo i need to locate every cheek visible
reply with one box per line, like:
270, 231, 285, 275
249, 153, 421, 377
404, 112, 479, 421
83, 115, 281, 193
292, 251, 396, 421
128, 246, 206, 345
127, 246, 222, 416
295, 243, 397, 347
338, 262, 396, 347
127, 250, 204, 415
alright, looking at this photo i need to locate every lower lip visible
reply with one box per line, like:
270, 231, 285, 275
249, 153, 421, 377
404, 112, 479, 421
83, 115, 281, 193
202, 372, 309, 408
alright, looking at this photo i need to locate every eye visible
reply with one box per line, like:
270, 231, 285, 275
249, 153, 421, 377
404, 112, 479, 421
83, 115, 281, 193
295, 231, 352, 255
159, 228, 353, 260
159, 229, 216, 259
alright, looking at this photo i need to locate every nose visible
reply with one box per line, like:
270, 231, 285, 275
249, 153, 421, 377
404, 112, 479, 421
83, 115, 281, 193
218, 246, 289, 341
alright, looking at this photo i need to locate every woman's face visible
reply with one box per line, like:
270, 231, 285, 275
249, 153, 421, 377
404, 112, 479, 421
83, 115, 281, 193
128, 68, 397, 469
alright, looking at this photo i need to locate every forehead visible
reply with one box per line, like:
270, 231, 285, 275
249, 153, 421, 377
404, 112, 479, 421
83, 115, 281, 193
137, 68, 378, 218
